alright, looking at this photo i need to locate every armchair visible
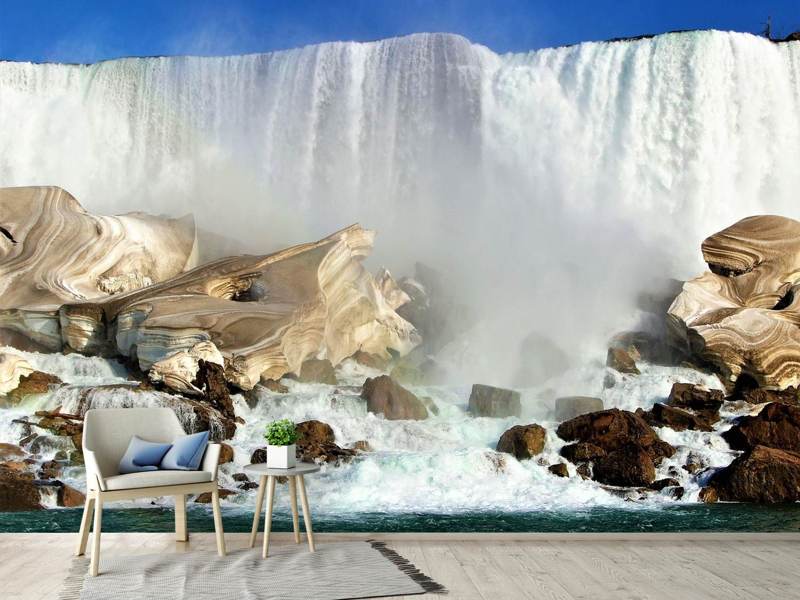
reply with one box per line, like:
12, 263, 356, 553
76, 407, 226, 576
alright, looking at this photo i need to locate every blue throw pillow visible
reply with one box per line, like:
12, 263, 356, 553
160, 430, 210, 471
119, 436, 173, 474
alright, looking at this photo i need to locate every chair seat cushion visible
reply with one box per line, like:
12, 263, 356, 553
103, 469, 213, 491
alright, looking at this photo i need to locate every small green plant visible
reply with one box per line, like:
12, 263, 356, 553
264, 419, 298, 446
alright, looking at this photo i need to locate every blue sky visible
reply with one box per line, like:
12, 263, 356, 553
1, 0, 798, 62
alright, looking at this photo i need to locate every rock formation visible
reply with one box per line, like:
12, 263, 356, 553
513, 332, 570, 387
708, 445, 800, 503
250, 420, 357, 465
637, 403, 713, 432
593, 445, 655, 487
0, 186, 196, 350
396, 262, 473, 357
560, 442, 606, 463
606, 347, 639, 374
0, 463, 42, 510
667, 383, 723, 413
55, 224, 418, 390
295, 420, 358, 464
6, 371, 63, 404
149, 341, 225, 395
468, 384, 521, 418
0, 191, 418, 390
0, 351, 33, 395
557, 408, 675, 487
737, 387, 799, 407
722, 403, 800, 452
668, 215, 800, 389
554, 396, 603, 422
297, 359, 338, 385
361, 375, 428, 420
47, 384, 237, 442
496, 424, 546, 460
350, 350, 389, 371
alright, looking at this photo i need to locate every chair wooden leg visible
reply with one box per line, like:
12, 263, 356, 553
75, 495, 95, 556
175, 494, 188, 542
289, 476, 301, 544
211, 488, 226, 557
262, 475, 276, 559
297, 475, 315, 552
249, 475, 267, 548
89, 495, 103, 576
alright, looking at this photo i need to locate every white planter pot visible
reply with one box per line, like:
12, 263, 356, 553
266, 444, 296, 469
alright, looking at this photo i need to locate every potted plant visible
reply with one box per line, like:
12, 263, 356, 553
264, 418, 298, 469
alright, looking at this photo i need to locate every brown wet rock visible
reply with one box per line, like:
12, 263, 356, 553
362, 375, 428, 420
496, 424, 546, 460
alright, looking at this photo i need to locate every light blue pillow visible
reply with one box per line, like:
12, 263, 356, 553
119, 436, 173, 474
160, 430, 209, 471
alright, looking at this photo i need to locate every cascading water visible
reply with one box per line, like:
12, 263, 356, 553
1, 30, 799, 530
2, 30, 799, 381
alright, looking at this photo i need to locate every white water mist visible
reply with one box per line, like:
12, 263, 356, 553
1, 31, 799, 384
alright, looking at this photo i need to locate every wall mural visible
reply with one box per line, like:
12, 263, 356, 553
1, 31, 800, 532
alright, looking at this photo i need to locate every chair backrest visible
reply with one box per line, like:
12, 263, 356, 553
83, 407, 186, 480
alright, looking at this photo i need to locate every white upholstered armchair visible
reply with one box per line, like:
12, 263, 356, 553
76, 407, 226, 576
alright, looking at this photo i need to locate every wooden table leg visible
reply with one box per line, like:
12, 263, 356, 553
289, 476, 301, 543
297, 474, 315, 552
262, 475, 276, 558
249, 475, 267, 548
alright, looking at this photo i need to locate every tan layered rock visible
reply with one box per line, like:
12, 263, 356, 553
668, 215, 800, 389
0, 351, 33, 395
0, 186, 196, 350
375, 268, 411, 311
59, 225, 419, 390
149, 341, 225, 395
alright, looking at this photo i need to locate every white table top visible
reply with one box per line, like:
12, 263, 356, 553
243, 462, 321, 476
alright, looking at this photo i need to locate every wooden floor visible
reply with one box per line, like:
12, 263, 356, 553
2, 532, 799, 600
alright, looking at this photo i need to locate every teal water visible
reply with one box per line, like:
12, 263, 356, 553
3, 505, 800, 533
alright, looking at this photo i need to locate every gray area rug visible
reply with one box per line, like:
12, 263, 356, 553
59, 541, 445, 599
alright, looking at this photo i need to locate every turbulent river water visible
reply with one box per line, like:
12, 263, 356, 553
1, 347, 797, 532
1, 30, 800, 530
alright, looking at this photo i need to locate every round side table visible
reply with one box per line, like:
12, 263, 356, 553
243, 462, 321, 559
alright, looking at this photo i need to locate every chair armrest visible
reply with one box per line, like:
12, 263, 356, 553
83, 448, 108, 492
202, 443, 222, 480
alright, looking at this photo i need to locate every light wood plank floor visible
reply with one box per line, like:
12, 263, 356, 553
2, 532, 798, 600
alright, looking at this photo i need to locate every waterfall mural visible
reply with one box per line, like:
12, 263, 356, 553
1, 30, 800, 532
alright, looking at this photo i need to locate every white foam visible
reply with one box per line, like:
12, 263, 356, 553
1, 346, 128, 386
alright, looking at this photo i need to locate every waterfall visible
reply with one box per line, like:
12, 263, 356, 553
2, 30, 799, 383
